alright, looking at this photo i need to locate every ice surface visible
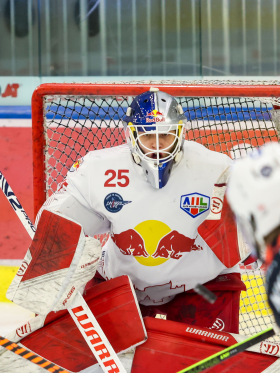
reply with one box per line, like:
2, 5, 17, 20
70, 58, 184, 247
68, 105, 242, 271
0, 302, 34, 336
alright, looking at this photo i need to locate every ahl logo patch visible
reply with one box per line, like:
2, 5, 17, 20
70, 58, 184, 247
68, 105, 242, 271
180, 193, 210, 218
104, 193, 131, 213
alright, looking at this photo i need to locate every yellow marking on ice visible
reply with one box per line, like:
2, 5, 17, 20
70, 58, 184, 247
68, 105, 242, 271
0, 266, 19, 302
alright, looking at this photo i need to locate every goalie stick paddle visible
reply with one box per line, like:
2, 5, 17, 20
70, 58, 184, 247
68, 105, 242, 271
0, 170, 127, 373
177, 327, 275, 373
0, 335, 71, 373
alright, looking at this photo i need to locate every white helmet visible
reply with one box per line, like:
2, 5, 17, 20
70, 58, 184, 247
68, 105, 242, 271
226, 142, 280, 261
122, 88, 187, 189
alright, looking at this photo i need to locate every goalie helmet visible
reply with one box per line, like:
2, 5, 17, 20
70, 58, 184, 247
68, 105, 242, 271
226, 142, 280, 263
122, 88, 187, 189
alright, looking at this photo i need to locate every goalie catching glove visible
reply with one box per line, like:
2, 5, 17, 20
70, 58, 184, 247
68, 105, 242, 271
6, 210, 102, 315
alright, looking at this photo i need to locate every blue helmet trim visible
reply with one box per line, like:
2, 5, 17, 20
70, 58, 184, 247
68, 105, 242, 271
158, 159, 174, 188
123, 89, 187, 189
123, 91, 158, 130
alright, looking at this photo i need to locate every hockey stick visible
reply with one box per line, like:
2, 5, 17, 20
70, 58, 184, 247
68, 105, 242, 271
0, 335, 72, 373
0, 170, 127, 373
193, 284, 217, 304
177, 327, 275, 373
0, 171, 36, 236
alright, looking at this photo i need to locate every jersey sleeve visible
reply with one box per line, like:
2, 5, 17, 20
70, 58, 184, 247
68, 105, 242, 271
214, 154, 250, 264
35, 154, 111, 236
198, 160, 250, 269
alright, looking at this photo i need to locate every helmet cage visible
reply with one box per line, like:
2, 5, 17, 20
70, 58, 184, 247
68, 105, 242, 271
122, 89, 187, 189
125, 121, 184, 166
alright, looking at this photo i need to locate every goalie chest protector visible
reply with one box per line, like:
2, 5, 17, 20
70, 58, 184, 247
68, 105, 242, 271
50, 141, 239, 306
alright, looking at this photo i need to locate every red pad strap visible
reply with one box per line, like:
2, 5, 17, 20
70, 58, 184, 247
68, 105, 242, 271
23, 210, 82, 281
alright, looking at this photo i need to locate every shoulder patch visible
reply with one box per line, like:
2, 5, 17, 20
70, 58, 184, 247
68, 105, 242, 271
69, 158, 84, 172
104, 193, 131, 213
180, 193, 210, 218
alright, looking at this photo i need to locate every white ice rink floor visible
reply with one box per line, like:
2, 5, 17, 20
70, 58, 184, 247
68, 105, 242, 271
0, 302, 34, 336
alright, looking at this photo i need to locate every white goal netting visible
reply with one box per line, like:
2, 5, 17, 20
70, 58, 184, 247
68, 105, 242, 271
37, 81, 280, 341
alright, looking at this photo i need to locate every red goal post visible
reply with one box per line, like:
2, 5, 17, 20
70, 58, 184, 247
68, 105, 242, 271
31, 81, 280, 340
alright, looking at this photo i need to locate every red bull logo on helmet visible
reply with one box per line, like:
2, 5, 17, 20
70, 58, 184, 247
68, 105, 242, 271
146, 110, 165, 123
180, 193, 210, 218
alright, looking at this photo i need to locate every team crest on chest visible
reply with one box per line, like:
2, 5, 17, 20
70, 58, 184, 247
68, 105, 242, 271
104, 193, 131, 213
180, 193, 210, 218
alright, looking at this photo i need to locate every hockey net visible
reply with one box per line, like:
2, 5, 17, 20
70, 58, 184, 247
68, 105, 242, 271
32, 81, 280, 341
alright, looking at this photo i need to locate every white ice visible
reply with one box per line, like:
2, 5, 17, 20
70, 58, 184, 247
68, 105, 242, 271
0, 302, 35, 336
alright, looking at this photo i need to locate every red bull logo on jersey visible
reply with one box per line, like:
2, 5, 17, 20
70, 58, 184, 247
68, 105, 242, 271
152, 230, 202, 259
112, 229, 149, 257
112, 220, 202, 267
70, 158, 84, 172
180, 193, 210, 218
146, 110, 165, 123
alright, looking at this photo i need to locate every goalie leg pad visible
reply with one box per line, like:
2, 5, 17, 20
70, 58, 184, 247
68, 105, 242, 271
7, 209, 102, 314
2, 276, 147, 373
131, 317, 278, 373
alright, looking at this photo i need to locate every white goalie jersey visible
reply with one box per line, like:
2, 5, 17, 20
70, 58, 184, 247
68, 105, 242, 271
37, 141, 246, 306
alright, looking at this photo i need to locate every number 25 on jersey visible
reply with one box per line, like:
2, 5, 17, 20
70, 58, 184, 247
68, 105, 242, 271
104, 170, 129, 187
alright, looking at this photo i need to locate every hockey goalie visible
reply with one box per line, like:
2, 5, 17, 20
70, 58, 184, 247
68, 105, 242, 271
1, 88, 273, 373
30, 89, 249, 332
1, 208, 148, 372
